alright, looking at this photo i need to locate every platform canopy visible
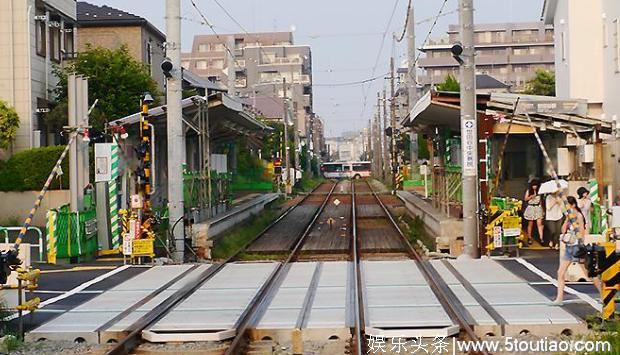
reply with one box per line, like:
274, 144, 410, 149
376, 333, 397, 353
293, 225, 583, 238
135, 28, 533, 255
107, 93, 272, 143
403, 91, 612, 135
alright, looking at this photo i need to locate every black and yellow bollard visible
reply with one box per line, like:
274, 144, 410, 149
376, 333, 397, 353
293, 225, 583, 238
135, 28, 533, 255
600, 242, 620, 320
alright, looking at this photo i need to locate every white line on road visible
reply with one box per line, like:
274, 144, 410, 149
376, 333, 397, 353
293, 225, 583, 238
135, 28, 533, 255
4, 264, 132, 321
515, 257, 601, 312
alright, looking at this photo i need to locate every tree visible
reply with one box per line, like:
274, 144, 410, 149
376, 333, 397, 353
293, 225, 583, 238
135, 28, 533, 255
436, 74, 460, 92
524, 69, 555, 96
48, 45, 161, 130
0, 100, 19, 150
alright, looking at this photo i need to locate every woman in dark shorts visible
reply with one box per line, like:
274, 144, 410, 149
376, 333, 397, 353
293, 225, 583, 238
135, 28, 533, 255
549, 196, 601, 306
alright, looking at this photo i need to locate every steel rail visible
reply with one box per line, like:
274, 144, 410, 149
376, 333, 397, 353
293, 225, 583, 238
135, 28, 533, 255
350, 181, 365, 355
105, 181, 336, 355
364, 181, 488, 355
225, 181, 338, 354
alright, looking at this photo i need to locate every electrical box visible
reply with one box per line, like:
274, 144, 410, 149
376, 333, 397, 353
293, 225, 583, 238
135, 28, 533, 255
578, 144, 594, 164
612, 206, 620, 228
95, 143, 117, 182
557, 147, 574, 176
565, 135, 585, 146
210, 154, 228, 174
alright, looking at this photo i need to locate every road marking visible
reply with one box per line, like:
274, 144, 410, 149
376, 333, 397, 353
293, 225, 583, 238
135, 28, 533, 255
41, 265, 118, 273
4, 264, 132, 321
515, 257, 601, 311
31, 290, 104, 294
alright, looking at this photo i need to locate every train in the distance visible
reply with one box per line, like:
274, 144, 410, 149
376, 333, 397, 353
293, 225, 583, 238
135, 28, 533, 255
320, 161, 371, 179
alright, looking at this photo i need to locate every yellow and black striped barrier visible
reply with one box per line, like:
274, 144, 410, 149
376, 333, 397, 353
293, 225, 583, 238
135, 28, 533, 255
395, 169, 404, 191
599, 242, 620, 320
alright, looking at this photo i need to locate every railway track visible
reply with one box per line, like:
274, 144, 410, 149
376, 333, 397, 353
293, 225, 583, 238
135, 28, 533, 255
106, 181, 338, 355
353, 180, 487, 355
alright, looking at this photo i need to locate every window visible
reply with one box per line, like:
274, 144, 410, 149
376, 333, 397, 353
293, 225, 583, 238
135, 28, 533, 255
196, 60, 207, 70
63, 25, 74, 57
561, 31, 566, 62
198, 44, 208, 52
614, 19, 620, 72
210, 43, 225, 51
513, 48, 528, 56
49, 24, 61, 62
603, 14, 608, 48
211, 59, 224, 69
35, 15, 46, 57
146, 41, 152, 66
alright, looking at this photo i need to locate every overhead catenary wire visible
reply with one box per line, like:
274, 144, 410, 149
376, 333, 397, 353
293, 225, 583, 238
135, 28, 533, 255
414, 0, 449, 66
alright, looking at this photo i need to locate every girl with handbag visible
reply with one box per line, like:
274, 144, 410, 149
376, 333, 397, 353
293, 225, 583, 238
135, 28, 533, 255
549, 196, 601, 306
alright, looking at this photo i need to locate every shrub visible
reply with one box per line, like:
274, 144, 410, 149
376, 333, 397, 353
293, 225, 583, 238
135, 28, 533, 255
0, 146, 70, 191
0, 100, 19, 150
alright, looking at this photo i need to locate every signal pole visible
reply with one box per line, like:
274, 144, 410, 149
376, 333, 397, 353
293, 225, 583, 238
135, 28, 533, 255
165, 0, 185, 262
382, 89, 389, 182
407, 1, 418, 164
459, 0, 479, 258
390, 56, 397, 192
283, 78, 291, 196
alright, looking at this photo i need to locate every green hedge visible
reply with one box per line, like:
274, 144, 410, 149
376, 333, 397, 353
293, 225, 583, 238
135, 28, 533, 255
0, 146, 70, 191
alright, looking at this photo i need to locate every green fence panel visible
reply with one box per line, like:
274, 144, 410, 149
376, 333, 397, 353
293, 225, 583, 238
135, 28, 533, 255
53, 205, 98, 259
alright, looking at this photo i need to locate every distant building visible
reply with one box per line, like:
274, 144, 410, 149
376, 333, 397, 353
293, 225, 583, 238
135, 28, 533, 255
419, 22, 555, 92
325, 131, 367, 162
182, 32, 313, 139
312, 116, 326, 157
76, 2, 166, 92
0, 0, 77, 153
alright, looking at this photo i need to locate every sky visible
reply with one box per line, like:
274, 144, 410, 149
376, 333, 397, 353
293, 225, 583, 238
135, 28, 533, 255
87, 0, 543, 137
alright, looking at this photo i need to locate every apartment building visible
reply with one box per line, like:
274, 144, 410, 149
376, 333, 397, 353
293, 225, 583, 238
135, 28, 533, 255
76, 2, 166, 92
419, 22, 555, 91
0, 0, 77, 154
182, 32, 314, 138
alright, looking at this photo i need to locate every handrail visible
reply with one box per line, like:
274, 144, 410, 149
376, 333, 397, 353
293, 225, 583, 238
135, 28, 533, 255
1, 226, 44, 262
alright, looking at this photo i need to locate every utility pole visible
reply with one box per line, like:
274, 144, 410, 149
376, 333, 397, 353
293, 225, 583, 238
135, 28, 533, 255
382, 89, 389, 182
226, 35, 236, 97
407, 1, 418, 165
293, 108, 301, 176
390, 57, 397, 192
306, 115, 312, 176
459, 0, 479, 258
283, 78, 291, 196
166, 0, 185, 262
367, 119, 372, 162
375, 93, 382, 179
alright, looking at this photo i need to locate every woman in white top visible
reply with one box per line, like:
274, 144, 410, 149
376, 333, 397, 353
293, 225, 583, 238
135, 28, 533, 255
544, 191, 563, 249
550, 196, 601, 306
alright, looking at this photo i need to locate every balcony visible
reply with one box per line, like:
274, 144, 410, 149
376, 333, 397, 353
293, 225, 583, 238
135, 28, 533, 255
259, 56, 303, 65
235, 78, 247, 88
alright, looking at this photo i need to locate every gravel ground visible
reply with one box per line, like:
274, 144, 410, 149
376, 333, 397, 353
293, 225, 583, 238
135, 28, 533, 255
8, 340, 108, 355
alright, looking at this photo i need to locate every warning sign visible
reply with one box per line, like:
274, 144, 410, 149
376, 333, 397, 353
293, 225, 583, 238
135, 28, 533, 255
132, 238, 154, 256
502, 216, 521, 237
493, 226, 503, 248
122, 234, 133, 256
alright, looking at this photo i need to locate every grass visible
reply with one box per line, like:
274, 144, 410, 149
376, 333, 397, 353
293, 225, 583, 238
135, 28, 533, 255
211, 209, 279, 260
296, 175, 324, 193
397, 212, 435, 250
0, 216, 20, 227
564, 316, 620, 355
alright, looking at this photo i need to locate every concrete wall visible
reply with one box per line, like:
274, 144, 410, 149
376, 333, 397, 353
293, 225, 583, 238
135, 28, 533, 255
553, 0, 604, 108
0, 190, 70, 227
602, 1, 620, 122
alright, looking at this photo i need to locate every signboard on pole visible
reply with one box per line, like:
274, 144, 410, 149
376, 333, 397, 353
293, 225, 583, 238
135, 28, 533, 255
462, 119, 477, 176
122, 234, 133, 256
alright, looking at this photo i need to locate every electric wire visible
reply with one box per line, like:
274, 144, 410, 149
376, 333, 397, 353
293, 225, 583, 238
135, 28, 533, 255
414, 0, 450, 66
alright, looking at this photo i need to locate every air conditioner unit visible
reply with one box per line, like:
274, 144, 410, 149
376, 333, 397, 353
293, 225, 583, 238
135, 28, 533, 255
578, 144, 594, 164
557, 147, 574, 176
